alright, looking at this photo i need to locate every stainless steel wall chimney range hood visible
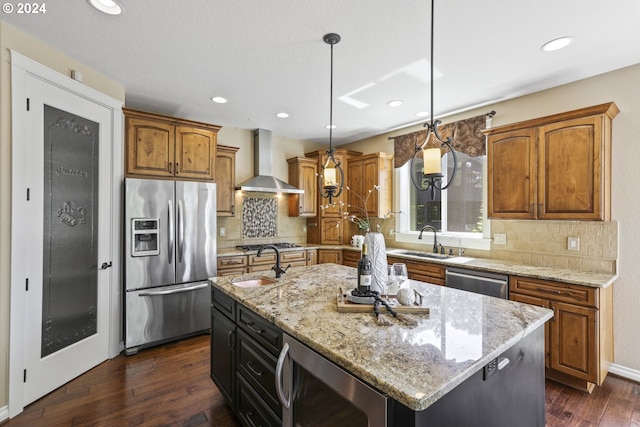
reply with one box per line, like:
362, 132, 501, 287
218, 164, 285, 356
235, 129, 303, 194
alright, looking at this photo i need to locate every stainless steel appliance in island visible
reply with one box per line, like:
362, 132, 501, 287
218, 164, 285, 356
124, 178, 216, 355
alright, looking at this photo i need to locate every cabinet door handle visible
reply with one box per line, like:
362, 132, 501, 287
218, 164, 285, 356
538, 203, 543, 217
231, 205, 235, 215
175, 162, 179, 174
227, 330, 234, 350
168, 162, 173, 173
245, 322, 263, 335
246, 361, 264, 377
529, 204, 535, 216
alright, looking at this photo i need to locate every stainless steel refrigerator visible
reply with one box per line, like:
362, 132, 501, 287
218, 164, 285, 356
124, 178, 216, 355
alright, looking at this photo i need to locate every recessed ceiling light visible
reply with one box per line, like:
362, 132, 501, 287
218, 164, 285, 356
87, 0, 123, 15
325, 124, 336, 130
211, 96, 228, 104
541, 36, 574, 52
387, 100, 403, 107
416, 111, 429, 117
276, 112, 289, 118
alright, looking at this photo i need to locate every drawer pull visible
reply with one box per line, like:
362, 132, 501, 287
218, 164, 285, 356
247, 361, 264, 377
535, 287, 564, 295
225, 260, 242, 265
246, 322, 263, 334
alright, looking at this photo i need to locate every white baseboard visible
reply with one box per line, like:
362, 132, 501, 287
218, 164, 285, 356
0, 405, 8, 423
609, 363, 640, 383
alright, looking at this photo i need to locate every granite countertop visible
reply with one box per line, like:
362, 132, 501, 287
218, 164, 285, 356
210, 263, 553, 411
217, 245, 616, 288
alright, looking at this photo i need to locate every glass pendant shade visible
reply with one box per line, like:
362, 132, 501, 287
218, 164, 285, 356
422, 147, 442, 176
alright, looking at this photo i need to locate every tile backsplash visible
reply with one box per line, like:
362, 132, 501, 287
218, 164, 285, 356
489, 220, 618, 274
218, 192, 307, 249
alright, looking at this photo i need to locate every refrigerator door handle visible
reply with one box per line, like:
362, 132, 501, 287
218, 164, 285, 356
168, 200, 174, 264
177, 200, 184, 263
137, 282, 208, 297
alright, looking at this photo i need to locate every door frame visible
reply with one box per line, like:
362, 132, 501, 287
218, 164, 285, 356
9, 51, 123, 418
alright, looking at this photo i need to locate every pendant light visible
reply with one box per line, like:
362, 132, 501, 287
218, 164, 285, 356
410, 0, 458, 200
318, 33, 344, 205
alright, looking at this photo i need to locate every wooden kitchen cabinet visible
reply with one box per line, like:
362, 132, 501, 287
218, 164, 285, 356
485, 102, 618, 220
387, 256, 445, 286
347, 152, 393, 219
306, 249, 318, 266
318, 249, 342, 265
287, 157, 318, 217
305, 149, 361, 244
342, 249, 361, 268
216, 145, 238, 216
217, 255, 248, 276
124, 108, 220, 181
509, 275, 613, 392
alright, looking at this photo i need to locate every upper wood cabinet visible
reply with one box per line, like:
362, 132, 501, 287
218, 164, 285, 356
347, 152, 393, 219
304, 149, 361, 244
287, 157, 318, 217
124, 108, 220, 181
216, 145, 239, 216
485, 102, 618, 220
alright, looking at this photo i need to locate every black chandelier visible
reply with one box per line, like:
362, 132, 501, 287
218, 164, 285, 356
410, 0, 458, 200
318, 32, 344, 205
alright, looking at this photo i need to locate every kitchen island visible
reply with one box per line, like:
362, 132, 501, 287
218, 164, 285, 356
210, 263, 553, 426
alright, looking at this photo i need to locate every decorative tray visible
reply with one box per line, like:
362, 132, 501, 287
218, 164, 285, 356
336, 290, 429, 314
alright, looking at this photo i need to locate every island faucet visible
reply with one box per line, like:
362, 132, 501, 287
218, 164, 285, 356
257, 244, 290, 278
418, 225, 439, 253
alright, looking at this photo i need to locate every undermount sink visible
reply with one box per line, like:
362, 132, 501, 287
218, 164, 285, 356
231, 277, 277, 288
391, 250, 453, 260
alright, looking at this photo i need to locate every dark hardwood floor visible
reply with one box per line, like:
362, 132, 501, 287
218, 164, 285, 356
3, 334, 640, 426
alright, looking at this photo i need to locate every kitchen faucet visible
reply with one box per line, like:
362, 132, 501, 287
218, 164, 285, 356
257, 245, 290, 278
418, 225, 439, 253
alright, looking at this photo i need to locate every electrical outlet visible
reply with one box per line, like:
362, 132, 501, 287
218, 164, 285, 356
494, 233, 507, 245
219, 227, 226, 237
568, 237, 580, 251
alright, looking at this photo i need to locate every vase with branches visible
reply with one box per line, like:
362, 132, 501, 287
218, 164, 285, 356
320, 184, 402, 235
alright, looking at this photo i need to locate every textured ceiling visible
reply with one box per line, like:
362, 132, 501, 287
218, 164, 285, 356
3, 0, 640, 145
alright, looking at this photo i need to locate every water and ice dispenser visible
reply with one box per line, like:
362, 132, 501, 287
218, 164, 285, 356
131, 218, 160, 256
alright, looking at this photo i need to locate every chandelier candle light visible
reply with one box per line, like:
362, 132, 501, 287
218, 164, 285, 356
318, 33, 345, 204
410, 0, 458, 200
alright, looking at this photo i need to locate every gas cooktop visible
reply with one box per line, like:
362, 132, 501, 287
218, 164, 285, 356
235, 243, 300, 251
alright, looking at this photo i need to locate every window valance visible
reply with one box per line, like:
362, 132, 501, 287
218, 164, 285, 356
389, 112, 494, 168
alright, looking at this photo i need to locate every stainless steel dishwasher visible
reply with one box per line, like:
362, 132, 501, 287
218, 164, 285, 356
445, 267, 509, 299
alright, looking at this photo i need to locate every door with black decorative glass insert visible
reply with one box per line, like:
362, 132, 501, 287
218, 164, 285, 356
22, 75, 112, 405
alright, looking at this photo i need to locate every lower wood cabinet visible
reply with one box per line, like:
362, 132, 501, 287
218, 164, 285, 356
306, 249, 318, 266
387, 256, 445, 286
342, 249, 360, 268
509, 275, 613, 392
211, 289, 283, 425
318, 249, 342, 265
217, 255, 248, 276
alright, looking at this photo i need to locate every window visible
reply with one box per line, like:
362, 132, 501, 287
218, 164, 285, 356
410, 151, 485, 233
394, 151, 489, 249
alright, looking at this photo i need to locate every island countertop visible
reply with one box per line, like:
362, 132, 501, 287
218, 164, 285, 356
210, 263, 553, 411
